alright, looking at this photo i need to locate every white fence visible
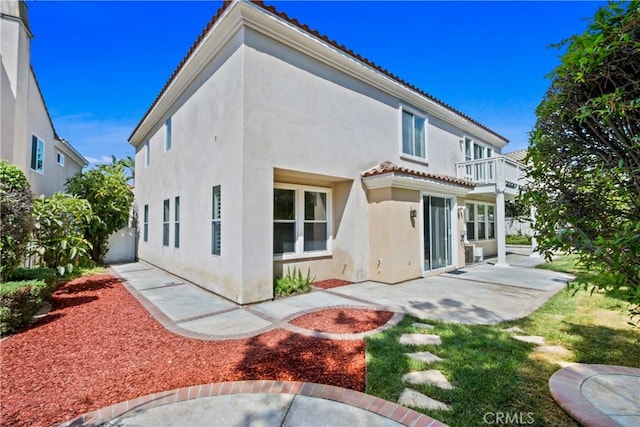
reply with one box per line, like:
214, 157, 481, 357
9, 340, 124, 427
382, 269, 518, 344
104, 227, 137, 264
505, 217, 533, 236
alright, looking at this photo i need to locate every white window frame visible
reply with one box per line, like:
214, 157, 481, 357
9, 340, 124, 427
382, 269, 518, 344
143, 204, 149, 242
56, 151, 65, 166
273, 183, 332, 261
144, 141, 150, 167
164, 118, 172, 152
162, 199, 170, 246
463, 135, 495, 161
30, 134, 45, 174
465, 202, 496, 241
400, 106, 428, 163
174, 196, 180, 249
211, 185, 221, 256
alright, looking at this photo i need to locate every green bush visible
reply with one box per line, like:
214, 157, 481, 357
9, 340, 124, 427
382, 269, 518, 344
31, 193, 94, 276
506, 234, 532, 245
275, 266, 315, 297
7, 267, 58, 299
0, 160, 33, 281
0, 280, 49, 335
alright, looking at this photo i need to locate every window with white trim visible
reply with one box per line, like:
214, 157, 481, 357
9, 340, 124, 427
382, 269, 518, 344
144, 141, 150, 166
211, 185, 221, 255
164, 118, 172, 152
56, 152, 65, 166
30, 135, 44, 173
465, 202, 496, 241
143, 204, 149, 242
174, 196, 180, 248
401, 109, 426, 159
274, 184, 331, 258
162, 199, 170, 246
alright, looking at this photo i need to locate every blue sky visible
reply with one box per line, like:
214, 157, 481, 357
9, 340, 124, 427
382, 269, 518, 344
27, 1, 606, 165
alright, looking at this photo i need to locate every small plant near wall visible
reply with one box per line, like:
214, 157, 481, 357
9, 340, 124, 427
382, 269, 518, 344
274, 266, 315, 297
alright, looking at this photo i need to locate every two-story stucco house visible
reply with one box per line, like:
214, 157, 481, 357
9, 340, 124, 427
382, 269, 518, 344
1, 0, 88, 195
130, 0, 524, 305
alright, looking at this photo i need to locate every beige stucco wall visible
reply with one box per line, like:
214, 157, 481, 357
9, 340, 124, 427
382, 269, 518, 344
367, 188, 422, 283
134, 30, 248, 303
132, 22, 505, 304
1, 5, 85, 195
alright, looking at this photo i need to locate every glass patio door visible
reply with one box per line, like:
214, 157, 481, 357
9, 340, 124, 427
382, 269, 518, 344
423, 196, 453, 271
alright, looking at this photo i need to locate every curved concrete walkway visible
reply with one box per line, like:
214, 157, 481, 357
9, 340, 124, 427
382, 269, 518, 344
549, 364, 640, 427
58, 381, 445, 427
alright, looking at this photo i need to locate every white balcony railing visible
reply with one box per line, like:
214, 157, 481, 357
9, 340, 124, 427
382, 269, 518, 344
455, 156, 525, 193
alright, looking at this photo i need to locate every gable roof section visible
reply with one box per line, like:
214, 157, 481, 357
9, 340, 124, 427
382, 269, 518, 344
362, 161, 475, 188
129, 0, 509, 145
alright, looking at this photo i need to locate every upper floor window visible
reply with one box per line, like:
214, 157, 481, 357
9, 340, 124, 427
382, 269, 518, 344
144, 141, 150, 166
56, 152, 65, 166
164, 118, 172, 152
30, 135, 44, 173
402, 110, 426, 159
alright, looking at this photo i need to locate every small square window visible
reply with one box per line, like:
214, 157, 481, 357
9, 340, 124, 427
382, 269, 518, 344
56, 152, 65, 166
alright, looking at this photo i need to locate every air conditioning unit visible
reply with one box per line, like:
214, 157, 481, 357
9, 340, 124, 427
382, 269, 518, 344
465, 245, 475, 264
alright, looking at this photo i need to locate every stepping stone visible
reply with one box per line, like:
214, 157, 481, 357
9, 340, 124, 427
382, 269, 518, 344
405, 351, 443, 364
534, 345, 571, 356
502, 326, 524, 333
412, 322, 435, 329
402, 370, 453, 389
557, 361, 578, 368
512, 335, 545, 345
398, 388, 451, 411
400, 334, 441, 346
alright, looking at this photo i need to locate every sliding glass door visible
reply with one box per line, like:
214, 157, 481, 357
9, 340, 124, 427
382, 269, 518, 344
423, 195, 453, 271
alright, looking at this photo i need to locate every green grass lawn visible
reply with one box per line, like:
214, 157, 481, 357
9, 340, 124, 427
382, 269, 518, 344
365, 256, 640, 426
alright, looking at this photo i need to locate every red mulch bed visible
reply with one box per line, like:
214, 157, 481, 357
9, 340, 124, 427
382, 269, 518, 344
290, 308, 394, 334
312, 279, 353, 289
0, 274, 365, 427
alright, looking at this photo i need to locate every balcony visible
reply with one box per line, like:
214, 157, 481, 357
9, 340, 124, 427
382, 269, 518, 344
455, 156, 525, 197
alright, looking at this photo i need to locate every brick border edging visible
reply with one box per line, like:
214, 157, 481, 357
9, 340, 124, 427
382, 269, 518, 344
549, 364, 640, 427
57, 380, 446, 427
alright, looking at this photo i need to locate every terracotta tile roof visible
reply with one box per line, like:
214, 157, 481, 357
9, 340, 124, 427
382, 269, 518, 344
129, 1, 509, 144
362, 161, 475, 188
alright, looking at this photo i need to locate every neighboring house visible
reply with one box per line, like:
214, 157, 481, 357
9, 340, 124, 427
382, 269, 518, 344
129, 0, 524, 305
1, 0, 88, 196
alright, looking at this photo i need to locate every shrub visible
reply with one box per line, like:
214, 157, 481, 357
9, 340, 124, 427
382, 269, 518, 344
0, 280, 49, 335
31, 193, 94, 276
275, 266, 315, 297
65, 159, 134, 262
506, 234, 532, 245
0, 160, 33, 281
7, 267, 58, 299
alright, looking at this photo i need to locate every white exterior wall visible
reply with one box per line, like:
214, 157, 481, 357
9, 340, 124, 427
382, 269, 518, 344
1, 1, 86, 195
134, 31, 248, 303
131, 4, 507, 304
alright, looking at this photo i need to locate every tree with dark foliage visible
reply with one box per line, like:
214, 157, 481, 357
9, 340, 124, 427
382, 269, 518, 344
524, 2, 639, 323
